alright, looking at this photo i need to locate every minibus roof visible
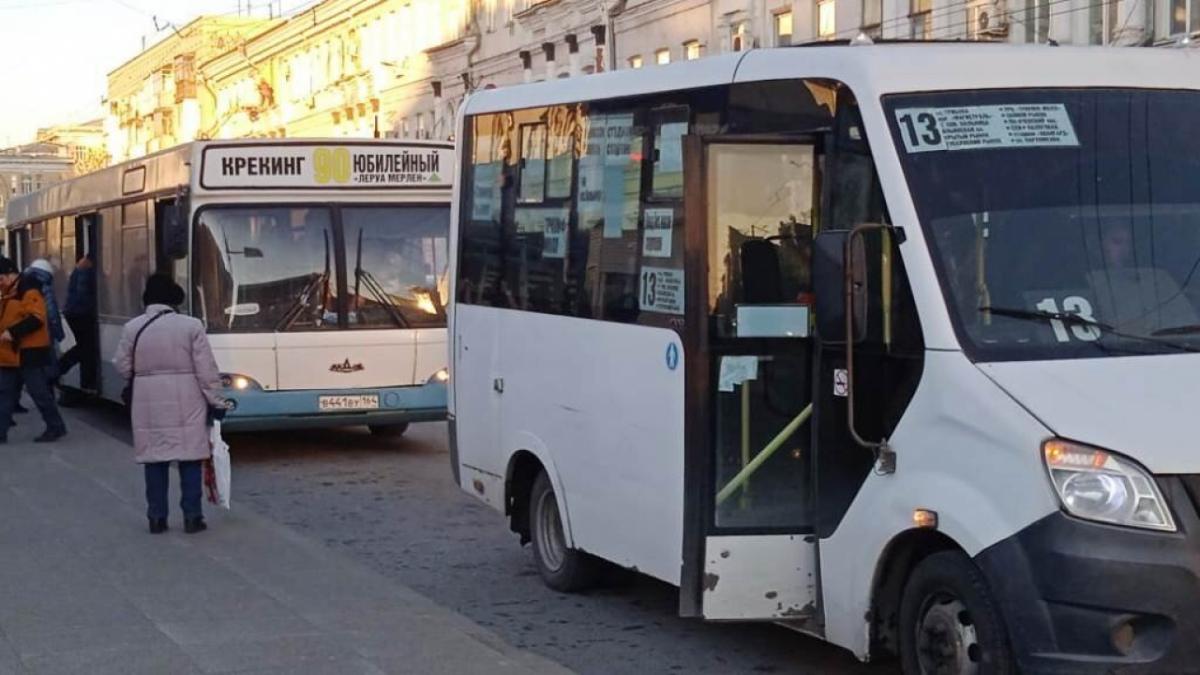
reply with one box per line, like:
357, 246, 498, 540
462, 44, 1200, 116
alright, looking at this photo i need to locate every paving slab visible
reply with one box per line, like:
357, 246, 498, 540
0, 406, 572, 675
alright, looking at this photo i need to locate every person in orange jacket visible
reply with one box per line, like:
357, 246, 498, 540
0, 256, 66, 443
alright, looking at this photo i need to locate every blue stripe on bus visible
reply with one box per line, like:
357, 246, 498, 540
221, 381, 447, 431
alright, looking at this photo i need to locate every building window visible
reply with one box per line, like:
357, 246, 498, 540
1170, 0, 1200, 34
817, 0, 837, 38
775, 11, 794, 46
1024, 0, 1051, 42
732, 21, 749, 51
629, 54, 644, 69
684, 40, 702, 60
655, 48, 671, 65
862, 0, 883, 36
1090, 0, 1119, 43
910, 0, 933, 39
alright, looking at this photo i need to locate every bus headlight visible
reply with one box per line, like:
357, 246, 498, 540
427, 368, 450, 384
220, 373, 261, 391
1043, 439, 1175, 532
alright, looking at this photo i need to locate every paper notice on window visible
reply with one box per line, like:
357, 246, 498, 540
543, 214, 567, 259
643, 208, 674, 258
718, 356, 759, 393
638, 266, 684, 315
895, 104, 1079, 154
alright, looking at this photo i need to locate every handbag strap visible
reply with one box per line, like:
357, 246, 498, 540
130, 310, 172, 379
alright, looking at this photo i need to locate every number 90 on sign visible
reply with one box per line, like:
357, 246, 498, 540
314, 147, 352, 184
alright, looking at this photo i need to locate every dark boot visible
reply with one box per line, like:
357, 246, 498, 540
184, 517, 207, 534
148, 518, 168, 534
34, 429, 66, 443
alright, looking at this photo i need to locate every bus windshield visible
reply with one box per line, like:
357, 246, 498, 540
886, 88, 1200, 362
193, 204, 450, 332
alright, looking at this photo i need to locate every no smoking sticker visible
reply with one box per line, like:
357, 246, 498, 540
833, 369, 849, 398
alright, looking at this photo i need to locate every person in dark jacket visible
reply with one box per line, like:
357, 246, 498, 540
57, 254, 97, 404
0, 257, 66, 442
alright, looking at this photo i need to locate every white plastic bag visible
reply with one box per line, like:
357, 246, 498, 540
208, 420, 232, 509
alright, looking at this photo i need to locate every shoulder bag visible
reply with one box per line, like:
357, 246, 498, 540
121, 310, 172, 408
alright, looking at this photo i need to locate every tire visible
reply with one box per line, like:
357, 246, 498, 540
369, 423, 410, 437
529, 471, 599, 592
899, 550, 1015, 675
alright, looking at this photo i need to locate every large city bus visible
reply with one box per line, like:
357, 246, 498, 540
448, 44, 1200, 673
6, 139, 452, 434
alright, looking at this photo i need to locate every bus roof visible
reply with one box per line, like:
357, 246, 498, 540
5, 138, 454, 230
462, 44, 1200, 116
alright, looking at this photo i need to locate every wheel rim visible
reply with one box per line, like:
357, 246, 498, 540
534, 489, 567, 572
915, 591, 981, 675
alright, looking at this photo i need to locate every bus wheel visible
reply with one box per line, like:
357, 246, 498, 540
529, 471, 597, 592
369, 423, 409, 437
899, 550, 1014, 675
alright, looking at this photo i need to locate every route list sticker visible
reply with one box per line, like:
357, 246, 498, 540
894, 104, 1079, 154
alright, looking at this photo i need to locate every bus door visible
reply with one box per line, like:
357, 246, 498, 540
680, 136, 822, 625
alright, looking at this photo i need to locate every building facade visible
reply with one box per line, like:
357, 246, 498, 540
36, 120, 108, 176
105, 15, 277, 163
103, 0, 1195, 159
0, 143, 73, 229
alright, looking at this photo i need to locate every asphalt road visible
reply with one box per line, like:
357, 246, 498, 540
73, 404, 897, 675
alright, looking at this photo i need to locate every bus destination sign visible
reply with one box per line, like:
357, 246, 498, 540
201, 144, 453, 190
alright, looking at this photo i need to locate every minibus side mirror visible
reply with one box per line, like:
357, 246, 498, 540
160, 190, 190, 260
813, 230, 867, 343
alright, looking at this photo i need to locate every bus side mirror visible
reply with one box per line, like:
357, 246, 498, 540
160, 194, 189, 260
813, 230, 867, 343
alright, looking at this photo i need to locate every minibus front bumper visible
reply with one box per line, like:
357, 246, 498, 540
975, 476, 1200, 674
220, 382, 447, 432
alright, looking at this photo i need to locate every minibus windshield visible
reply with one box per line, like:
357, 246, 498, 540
193, 204, 449, 332
886, 88, 1200, 362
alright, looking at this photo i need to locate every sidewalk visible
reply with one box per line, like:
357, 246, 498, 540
0, 408, 573, 675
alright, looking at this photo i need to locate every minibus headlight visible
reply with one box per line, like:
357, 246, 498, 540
427, 368, 450, 384
220, 373, 261, 391
1043, 439, 1176, 532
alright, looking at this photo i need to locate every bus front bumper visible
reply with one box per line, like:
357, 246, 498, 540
975, 477, 1200, 674
220, 382, 447, 432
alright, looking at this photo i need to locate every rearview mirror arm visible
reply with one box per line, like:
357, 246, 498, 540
845, 222, 896, 474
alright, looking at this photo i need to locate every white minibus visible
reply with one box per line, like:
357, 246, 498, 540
448, 44, 1200, 674
7, 139, 452, 433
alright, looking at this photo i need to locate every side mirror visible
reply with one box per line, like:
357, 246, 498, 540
160, 191, 190, 260
813, 229, 868, 343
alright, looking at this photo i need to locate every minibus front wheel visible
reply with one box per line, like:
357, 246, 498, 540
529, 471, 599, 592
899, 550, 1014, 675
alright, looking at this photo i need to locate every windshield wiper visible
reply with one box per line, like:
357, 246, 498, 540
979, 306, 1200, 353
352, 228, 410, 329
1151, 324, 1200, 337
277, 230, 332, 331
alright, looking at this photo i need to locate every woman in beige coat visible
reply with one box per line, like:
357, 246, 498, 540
114, 275, 224, 534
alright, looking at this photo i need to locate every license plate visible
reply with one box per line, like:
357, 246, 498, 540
318, 394, 380, 412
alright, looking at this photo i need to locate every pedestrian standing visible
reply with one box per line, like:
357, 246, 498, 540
114, 274, 224, 534
57, 254, 97, 405
0, 257, 68, 443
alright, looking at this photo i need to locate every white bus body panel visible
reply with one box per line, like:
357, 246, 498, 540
704, 535, 817, 620
209, 333, 277, 389
453, 305, 506, 510
274, 329, 420, 390
454, 306, 687, 585
979, 354, 1200, 474
819, 350, 1060, 659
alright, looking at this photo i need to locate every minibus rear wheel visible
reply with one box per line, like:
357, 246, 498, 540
899, 550, 1014, 675
529, 471, 599, 592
